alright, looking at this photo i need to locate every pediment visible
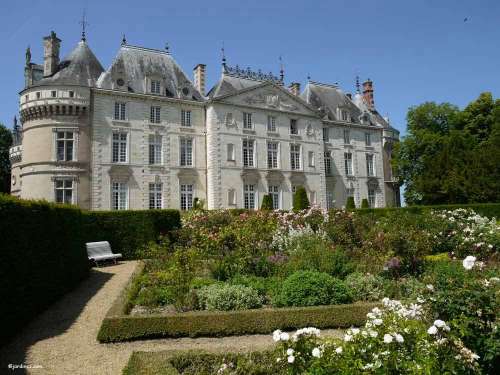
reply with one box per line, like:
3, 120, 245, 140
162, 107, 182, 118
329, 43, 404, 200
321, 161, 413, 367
215, 83, 319, 117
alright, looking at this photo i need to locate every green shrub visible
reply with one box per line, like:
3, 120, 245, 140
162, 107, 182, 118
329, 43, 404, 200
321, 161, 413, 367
197, 284, 263, 311
346, 196, 356, 210
293, 187, 310, 211
344, 272, 385, 301
361, 198, 369, 208
277, 271, 352, 307
134, 286, 175, 306
261, 194, 274, 210
0, 194, 89, 345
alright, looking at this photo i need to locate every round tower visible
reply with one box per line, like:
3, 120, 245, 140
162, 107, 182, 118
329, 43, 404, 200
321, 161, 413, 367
17, 31, 104, 208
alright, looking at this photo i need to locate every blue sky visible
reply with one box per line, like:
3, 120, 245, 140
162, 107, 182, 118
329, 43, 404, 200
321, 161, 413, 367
1, 0, 499, 135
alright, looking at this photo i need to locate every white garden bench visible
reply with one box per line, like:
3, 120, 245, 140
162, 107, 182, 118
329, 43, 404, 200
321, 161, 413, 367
86, 241, 122, 266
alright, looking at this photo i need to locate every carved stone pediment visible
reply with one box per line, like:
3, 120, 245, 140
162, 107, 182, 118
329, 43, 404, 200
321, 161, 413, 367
367, 177, 379, 189
177, 168, 198, 178
240, 168, 260, 183
243, 91, 299, 112
108, 164, 132, 181
265, 170, 284, 183
289, 171, 306, 184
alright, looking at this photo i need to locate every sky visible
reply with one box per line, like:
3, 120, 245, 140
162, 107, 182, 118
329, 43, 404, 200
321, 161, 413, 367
0, 0, 499, 137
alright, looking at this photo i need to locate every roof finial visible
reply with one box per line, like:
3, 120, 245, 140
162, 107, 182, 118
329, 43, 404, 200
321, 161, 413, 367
165, 42, 169, 53
121, 34, 127, 45
25, 45, 31, 66
279, 55, 284, 82
221, 41, 227, 70
355, 75, 360, 93
79, 9, 89, 42
307, 73, 311, 81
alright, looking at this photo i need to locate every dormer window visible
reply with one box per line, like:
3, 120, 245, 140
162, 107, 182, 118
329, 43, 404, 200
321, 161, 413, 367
341, 110, 349, 122
290, 119, 298, 135
36, 92, 41, 99
150, 80, 161, 94
69, 91, 74, 98
51, 90, 57, 98
181, 110, 191, 127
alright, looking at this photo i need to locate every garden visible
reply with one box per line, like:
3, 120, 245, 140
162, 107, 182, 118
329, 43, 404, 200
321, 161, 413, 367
116, 205, 499, 374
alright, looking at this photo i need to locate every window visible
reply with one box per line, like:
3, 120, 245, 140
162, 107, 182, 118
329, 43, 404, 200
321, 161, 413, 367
322, 128, 329, 142
149, 183, 162, 209
69, 91, 74, 98
267, 142, 279, 169
56, 131, 74, 161
243, 112, 252, 129
244, 184, 255, 209
309, 191, 316, 204
308, 151, 315, 167
227, 143, 235, 161
149, 134, 162, 165
180, 184, 193, 210
36, 92, 41, 99
343, 129, 350, 144
290, 144, 301, 170
368, 188, 376, 208
292, 185, 298, 194
225, 112, 234, 126
341, 110, 349, 122
150, 106, 161, 123
227, 188, 236, 205
55, 179, 73, 204
114, 102, 126, 121
111, 182, 128, 210
181, 110, 191, 127
180, 137, 193, 166
344, 152, 353, 175
267, 115, 276, 132
243, 139, 255, 167
269, 185, 280, 210
51, 90, 57, 98
365, 132, 372, 146
112, 132, 128, 163
150, 80, 161, 94
324, 152, 332, 176
326, 191, 334, 209
366, 154, 375, 176
290, 119, 298, 135
25, 94, 29, 102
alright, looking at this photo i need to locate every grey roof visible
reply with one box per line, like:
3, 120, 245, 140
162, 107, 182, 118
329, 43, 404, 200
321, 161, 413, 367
97, 45, 204, 101
352, 93, 392, 129
207, 73, 263, 99
33, 40, 104, 87
301, 81, 363, 123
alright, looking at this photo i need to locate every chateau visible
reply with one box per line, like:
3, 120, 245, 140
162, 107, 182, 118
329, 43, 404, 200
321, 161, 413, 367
9, 31, 400, 211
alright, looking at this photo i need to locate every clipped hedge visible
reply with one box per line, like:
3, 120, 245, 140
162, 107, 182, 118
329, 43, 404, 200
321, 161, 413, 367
355, 203, 500, 220
82, 209, 181, 259
0, 194, 89, 346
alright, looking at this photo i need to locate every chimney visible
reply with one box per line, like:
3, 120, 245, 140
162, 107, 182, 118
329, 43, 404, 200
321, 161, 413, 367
346, 93, 352, 100
362, 79, 375, 110
193, 64, 206, 96
289, 82, 300, 96
43, 31, 61, 77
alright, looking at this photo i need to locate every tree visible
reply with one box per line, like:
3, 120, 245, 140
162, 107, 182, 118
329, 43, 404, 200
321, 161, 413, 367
293, 187, 310, 211
261, 194, 274, 210
0, 124, 12, 193
393, 93, 500, 205
345, 196, 356, 210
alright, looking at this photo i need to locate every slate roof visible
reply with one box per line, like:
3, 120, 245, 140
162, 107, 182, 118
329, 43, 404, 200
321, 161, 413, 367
32, 40, 104, 87
207, 73, 263, 99
97, 45, 204, 101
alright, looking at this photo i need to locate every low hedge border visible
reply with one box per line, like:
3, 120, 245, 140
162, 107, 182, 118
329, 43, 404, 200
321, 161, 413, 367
98, 264, 378, 342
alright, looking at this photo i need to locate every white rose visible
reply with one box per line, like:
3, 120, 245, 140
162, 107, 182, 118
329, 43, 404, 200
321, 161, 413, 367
427, 325, 438, 335
383, 334, 393, 343
462, 255, 476, 270
280, 332, 289, 341
335, 347, 343, 354
273, 329, 282, 342
312, 347, 321, 358
395, 334, 404, 343
287, 355, 295, 364
434, 319, 446, 328
287, 348, 294, 356
344, 334, 353, 342
373, 319, 383, 326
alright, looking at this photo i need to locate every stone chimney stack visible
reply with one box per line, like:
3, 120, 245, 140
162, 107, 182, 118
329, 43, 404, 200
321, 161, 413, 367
193, 64, 206, 96
43, 31, 61, 77
289, 82, 300, 96
362, 79, 375, 110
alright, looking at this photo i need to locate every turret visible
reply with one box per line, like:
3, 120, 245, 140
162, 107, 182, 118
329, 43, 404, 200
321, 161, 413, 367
43, 31, 61, 77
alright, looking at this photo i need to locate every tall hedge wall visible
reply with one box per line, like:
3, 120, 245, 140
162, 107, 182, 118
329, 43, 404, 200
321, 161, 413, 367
0, 194, 89, 346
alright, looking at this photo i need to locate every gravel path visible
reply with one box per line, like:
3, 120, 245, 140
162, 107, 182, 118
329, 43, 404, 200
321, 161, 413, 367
0, 261, 343, 375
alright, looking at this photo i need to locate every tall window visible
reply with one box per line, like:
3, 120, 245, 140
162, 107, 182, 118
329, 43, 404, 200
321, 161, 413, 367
55, 179, 73, 204
267, 142, 278, 169
150, 80, 161, 94
114, 102, 126, 121
326, 191, 334, 209
365, 132, 372, 146
366, 154, 375, 176
56, 131, 74, 161
227, 143, 235, 161
290, 119, 298, 135
181, 110, 191, 127
180, 184, 193, 210
267, 115, 276, 132
180, 137, 193, 166
324, 152, 332, 176
322, 128, 329, 142
308, 151, 315, 167
269, 185, 280, 209
149, 183, 162, 209
368, 188, 376, 208
343, 129, 350, 144
112, 132, 128, 163
243, 139, 255, 167
290, 144, 301, 170
344, 152, 353, 175
150, 106, 161, 123
341, 110, 349, 122
243, 112, 253, 129
244, 184, 255, 209
111, 182, 128, 210
149, 134, 162, 165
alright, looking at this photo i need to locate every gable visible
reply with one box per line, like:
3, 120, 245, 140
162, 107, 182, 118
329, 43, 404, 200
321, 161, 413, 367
213, 82, 319, 117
